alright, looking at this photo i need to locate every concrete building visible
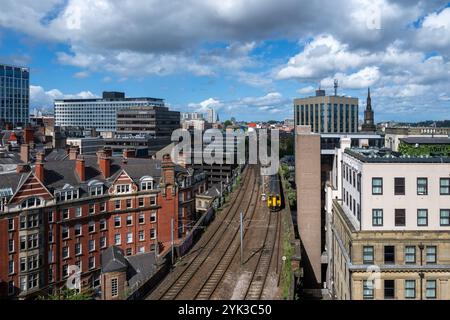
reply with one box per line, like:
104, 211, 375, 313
0, 148, 206, 299
181, 112, 204, 121
207, 108, 218, 124
295, 126, 322, 292
116, 106, 180, 138
54, 92, 164, 133
66, 137, 105, 155
0, 64, 30, 128
385, 126, 450, 152
294, 89, 359, 134
325, 145, 450, 299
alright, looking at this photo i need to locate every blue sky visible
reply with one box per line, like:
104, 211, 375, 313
1, 0, 450, 122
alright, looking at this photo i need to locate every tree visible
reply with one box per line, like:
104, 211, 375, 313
40, 288, 94, 300
223, 120, 232, 127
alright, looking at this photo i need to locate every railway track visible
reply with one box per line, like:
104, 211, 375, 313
147, 165, 257, 300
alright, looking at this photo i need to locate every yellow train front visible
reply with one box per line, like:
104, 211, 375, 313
266, 174, 283, 212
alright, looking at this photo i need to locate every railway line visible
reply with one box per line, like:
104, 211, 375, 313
146, 165, 283, 300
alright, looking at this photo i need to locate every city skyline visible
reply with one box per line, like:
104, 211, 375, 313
1, 1, 450, 122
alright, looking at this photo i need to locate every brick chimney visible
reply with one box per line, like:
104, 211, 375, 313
20, 144, 30, 164
97, 150, 111, 179
69, 146, 80, 160
75, 156, 86, 182
123, 148, 135, 159
35, 152, 45, 183
23, 126, 34, 144
161, 154, 175, 185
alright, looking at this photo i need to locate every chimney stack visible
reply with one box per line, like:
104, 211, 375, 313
97, 149, 111, 179
75, 156, 86, 182
35, 152, 45, 183
23, 126, 34, 144
161, 154, 175, 185
69, 146, 80, 160
123, 148, 136, 159
20, 144, 30, 164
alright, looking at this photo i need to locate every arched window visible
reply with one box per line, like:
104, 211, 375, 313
140, 176, 154, 191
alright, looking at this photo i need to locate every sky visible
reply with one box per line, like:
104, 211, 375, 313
1, 0, 450, 122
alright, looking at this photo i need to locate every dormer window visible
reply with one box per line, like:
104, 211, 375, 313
140, 176, 154, 191
88, 180, 104, 197
21, 197, 42, 209
116, 184, 131, 194
55, 186, 79, 202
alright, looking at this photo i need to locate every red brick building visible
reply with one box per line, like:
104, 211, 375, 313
0, 147, 206, 299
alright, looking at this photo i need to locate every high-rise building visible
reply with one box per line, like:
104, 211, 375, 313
325, 145, 450, 299
0, 64, 30, 127
54, 92, 164, 133
116, 106, 180, 138
361, 88, 376, 132
207, 108, 218, 124
294, 89, 359, 133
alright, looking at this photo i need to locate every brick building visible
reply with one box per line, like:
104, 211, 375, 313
0, 147, 206, 299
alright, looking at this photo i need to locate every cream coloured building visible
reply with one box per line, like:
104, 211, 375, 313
325, 143, 450, 300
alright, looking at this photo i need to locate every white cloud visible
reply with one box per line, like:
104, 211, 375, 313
30, 85, 98, 108
73, 71, 89, 78
321, 66, 381, 89
416, 7, 450, 54
297, 86, 316, 95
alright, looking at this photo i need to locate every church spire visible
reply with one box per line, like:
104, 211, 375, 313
367, 87, 372, 110
361, 87, 376, 132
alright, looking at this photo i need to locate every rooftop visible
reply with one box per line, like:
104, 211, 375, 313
400, 137, 450, 145
345, 147, 450, 163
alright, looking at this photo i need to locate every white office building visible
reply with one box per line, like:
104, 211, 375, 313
54, 91, 164, 133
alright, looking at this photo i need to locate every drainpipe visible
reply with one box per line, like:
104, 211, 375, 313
419, 243, 424, 300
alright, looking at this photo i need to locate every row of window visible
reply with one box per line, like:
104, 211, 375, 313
372, 209, 450, 227
372, 177, 450, 196
363, 279, 437, 299
113, 229, 157, 245
362, 245, 437, 265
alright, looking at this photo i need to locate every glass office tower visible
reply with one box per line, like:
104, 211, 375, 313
294, 89, 359, 133
0, 64, 30, 127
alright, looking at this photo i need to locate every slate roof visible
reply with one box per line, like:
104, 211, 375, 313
126, 252, 157, 288
201, 184, 221, 198
101, 246, 128, 273
400, 137, 450, 145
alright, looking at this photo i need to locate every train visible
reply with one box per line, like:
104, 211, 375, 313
266, 174, 283, 212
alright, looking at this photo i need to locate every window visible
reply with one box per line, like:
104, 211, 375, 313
111, 278, 118, 297
417, 209, 428, 226
440, 209, 450, 226
405, 280, 416, 299
417, 178, 428, 195
114, 234, 121, 245
395, 209, 406, 227
62, 246, 69, 259
150, 212, 157, 223
126, 199, 132, 208
8, 260, 14, 275
62, 208, 69, 220
20, 257, 26, 272
20, 236, 26, 251
48, 211, 54, 223
75, 224, 82, 236
363, 246, 374, 264
138, 213, 145, 224
126, 215, 133, 226
100, 237, 107, 248
100, 202, 106, 212
139, 230, 145, 241
126, 248, 132, 256
75, 207, 82, 217
115, 200, 121, 210
394, 177, 405, 195
20, 216, 26, 229
138, 197, 144, 207
405, 246, 416, 264
372, 209, 383, 226
384, 246, 395, 264
8, 281, 15, 296
127, 232, 133, 244
426, 246, 437, 264
440, 178, 450, 195
372, 178, 383, 195
150, 196, 157, 206
138, 246, 145, 254
88, 221, 95, 233
114, 216, 121, 228
89, 257, 95, 269
20, 276, 27, 291
426, 280, 436, 299
75, 243, 82, 255
21, 197, 42, 209
141, 180, 153, 191
28, 273, 38, 290
27, 234, 38, 249
27, 214, 39, 229
116, 185, 130, 194
89, 204, 95, 214
150, 228, 156, 239
27, 255, 39, 271
48, 249, 54, 263
62, 226, 69, 239
100, 219, 107, 230
62, 265, 69, 278
8, 239, 14, 253
89, 240, 95, 252
384, 280, 395, 299
8, 218, 14, 231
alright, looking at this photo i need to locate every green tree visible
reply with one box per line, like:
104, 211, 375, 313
40, 288, 94, 300
223, 120, 232, 127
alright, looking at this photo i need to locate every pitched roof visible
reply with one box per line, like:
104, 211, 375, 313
101, 246, 128, 273
126, 252, 157, 288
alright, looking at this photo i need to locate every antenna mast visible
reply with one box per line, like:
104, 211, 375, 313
334, 79, 338, 96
